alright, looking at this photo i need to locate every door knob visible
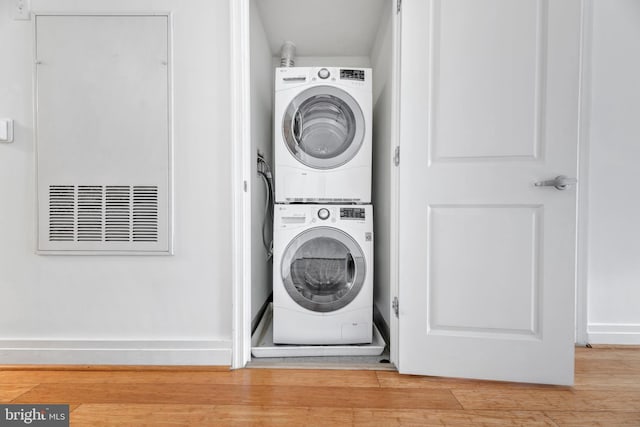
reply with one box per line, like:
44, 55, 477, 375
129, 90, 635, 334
534, 175, 577, 190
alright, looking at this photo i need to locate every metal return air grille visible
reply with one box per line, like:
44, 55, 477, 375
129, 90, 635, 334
133, 186, 158, 242
48, 185, 159, 243
106, 186, 132, 242
78, 186, 103, 241
49, 186, 75, 242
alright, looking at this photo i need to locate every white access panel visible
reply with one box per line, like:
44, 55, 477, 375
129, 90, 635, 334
35, 15, 172, 254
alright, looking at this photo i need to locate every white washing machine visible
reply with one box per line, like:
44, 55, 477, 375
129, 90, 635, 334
273, 204, 373, 345
274, 67, 372, 203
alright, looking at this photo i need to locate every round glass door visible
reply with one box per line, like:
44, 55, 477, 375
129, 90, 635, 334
282, 86, 365, 170
281, 227, 366, 313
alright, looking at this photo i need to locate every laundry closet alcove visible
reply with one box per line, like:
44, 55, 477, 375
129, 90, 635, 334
232, 0, 401, 370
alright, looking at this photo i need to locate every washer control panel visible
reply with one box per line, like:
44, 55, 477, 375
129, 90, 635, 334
317, 208, 330, 220
340, 207, 366, 220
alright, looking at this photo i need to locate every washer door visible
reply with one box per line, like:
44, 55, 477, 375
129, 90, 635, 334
282, 85, 365, 170
281, 227, 366, 313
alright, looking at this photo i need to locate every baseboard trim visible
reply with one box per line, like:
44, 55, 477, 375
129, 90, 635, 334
0, 340, 232, 365
587, 323, 640, 345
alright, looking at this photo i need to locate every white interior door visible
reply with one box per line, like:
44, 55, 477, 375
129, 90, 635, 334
398, 0, 582, 385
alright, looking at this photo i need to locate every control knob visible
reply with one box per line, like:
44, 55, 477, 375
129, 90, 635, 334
317, 208, 330, 220
318, 68, 330, 79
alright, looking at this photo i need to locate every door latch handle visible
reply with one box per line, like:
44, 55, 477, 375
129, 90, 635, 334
534, 175, 577, 190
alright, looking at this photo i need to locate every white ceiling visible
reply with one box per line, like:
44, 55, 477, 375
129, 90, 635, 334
255, 0, 389, 57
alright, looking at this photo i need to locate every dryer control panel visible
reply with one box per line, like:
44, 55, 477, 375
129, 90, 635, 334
340, 69, 366, 81
275, 67, 371, 91
340, 207, 366, 220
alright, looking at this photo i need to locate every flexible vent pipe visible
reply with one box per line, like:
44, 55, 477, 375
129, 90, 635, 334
280, 41, 296, 67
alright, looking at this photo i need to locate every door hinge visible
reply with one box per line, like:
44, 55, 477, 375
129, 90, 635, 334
243, 180, 247, 192
392, 296, 399, 318
393, 146, 400, 166
397, 0, 402, 14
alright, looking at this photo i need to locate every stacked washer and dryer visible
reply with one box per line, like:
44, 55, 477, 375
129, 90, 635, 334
273, 66, 374, 345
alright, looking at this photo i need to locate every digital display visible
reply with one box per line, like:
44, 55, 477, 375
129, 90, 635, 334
340, 208, 366, 219
340, 69, 365, 81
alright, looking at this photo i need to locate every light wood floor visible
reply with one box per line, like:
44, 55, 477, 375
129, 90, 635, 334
1, 346, 639, 426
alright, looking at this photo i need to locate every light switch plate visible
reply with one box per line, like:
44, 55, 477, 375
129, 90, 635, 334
0, 119, 14, 143
13, 0, 31, 20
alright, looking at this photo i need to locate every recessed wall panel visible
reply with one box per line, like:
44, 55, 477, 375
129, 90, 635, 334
430, 0, 546, 161
428, 205, 542, 337
35, 15, 172, 254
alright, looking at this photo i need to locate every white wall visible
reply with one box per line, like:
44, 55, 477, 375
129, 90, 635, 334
0, 0, 233, 364
586, 0, 640, 344
250, 0, 274, 324
279, 57, 372, 68
255, 0, 385, 57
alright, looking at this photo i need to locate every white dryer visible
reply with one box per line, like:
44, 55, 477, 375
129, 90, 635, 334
274, 67, 372, 203
273, 204, 373, 345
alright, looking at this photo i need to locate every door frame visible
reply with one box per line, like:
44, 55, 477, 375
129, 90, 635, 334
230, 0, 252, 369
230, 0, 402, 369
388, 0, 402, 367
575, 0, 593, 346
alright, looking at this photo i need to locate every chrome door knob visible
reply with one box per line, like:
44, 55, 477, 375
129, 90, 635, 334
534, 175, 577, 190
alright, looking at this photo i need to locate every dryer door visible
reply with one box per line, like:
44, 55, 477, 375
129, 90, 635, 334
281, 227, 366, 313
282, 86, 365, 170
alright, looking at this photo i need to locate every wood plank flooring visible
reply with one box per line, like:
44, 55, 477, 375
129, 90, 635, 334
1, 346, 639, 426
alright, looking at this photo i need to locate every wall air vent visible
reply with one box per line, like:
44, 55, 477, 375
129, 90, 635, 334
133, 186, 159, 242
77, 186, 103, 242
105, 186, 132, 242
45, 185, 160, 247
35, 15, 172, 254
48, 185, 75, 242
